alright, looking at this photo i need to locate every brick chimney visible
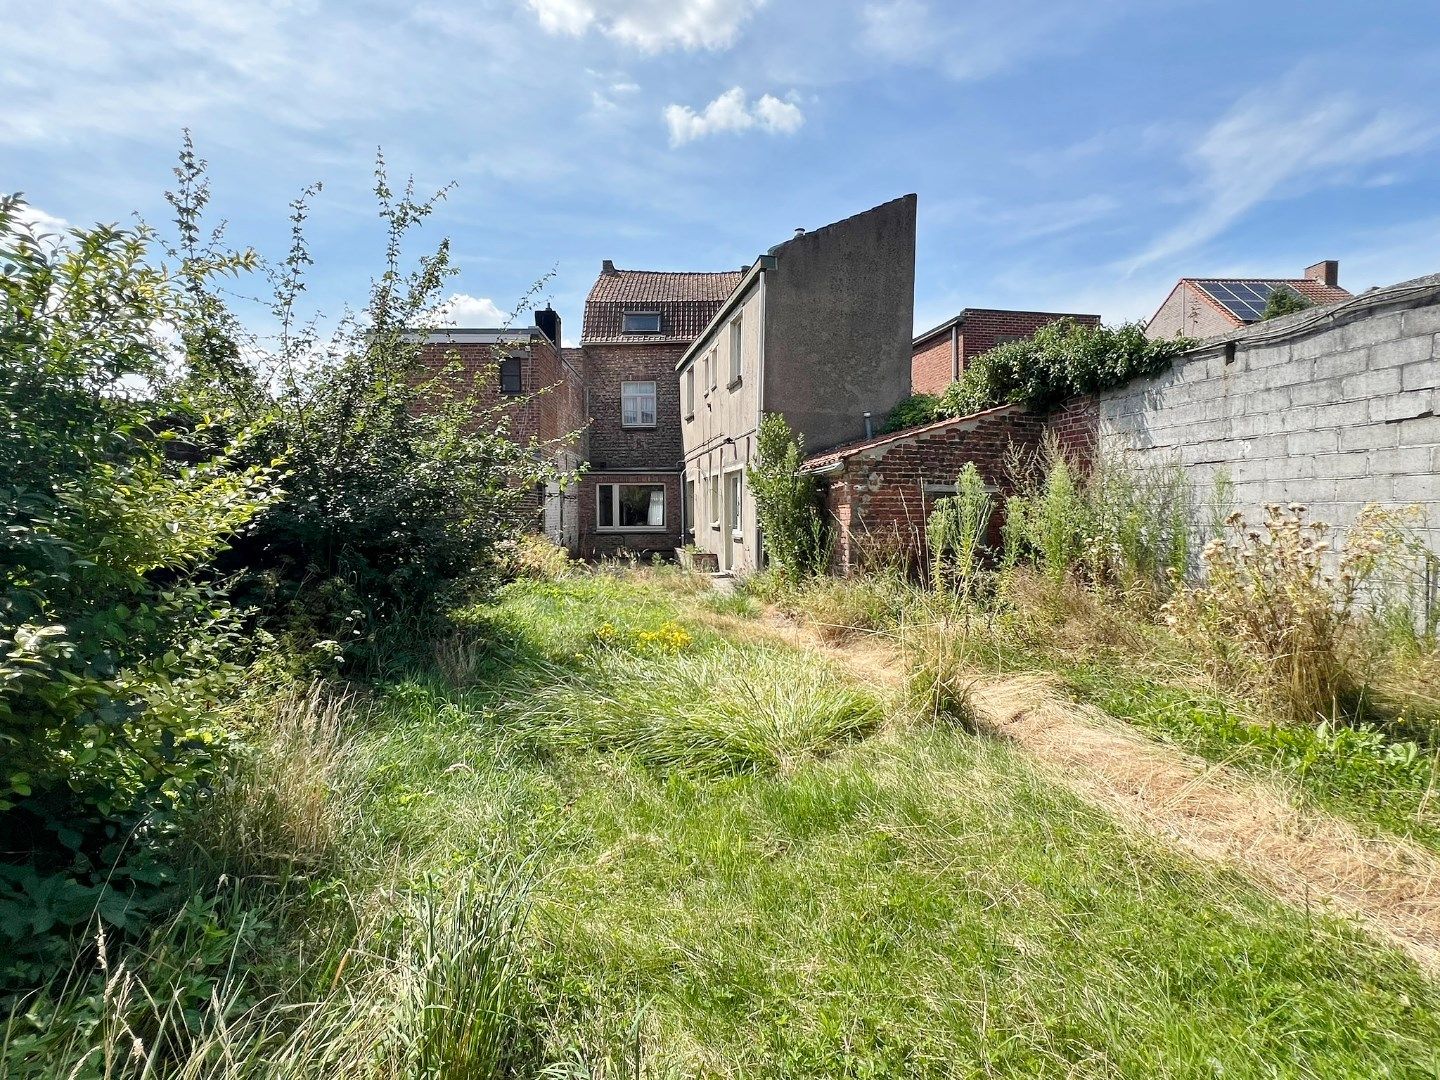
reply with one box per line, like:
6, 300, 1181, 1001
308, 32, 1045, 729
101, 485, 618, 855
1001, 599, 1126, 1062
1304, 260, 1339, 288
601, 259, 618, 276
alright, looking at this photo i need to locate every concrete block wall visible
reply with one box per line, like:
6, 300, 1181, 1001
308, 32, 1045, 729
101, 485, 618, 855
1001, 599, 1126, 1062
1095, 274, 1440, 553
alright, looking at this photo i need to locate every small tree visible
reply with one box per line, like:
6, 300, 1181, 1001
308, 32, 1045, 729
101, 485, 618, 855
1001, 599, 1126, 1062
748, 414, 829, 579
1260, 285, 1313, 321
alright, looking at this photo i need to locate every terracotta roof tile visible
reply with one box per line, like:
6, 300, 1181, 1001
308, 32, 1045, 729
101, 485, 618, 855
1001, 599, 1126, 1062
581, 267, 745, 343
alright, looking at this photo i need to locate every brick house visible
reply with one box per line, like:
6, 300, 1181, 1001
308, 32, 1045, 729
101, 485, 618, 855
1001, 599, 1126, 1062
414, 311, 587, 547
1145, 260, 1351, 340
678, 195, 918, 573
576, 262, 744, 557
911, 308, 1101, 396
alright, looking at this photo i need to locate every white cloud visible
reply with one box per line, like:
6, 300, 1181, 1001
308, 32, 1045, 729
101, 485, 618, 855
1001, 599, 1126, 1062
664, 87, 804, 147
436, 293, 508, 326
861, 0, 1121, 82
1129, 75, 1436, 269
527, 0, 764, 52
11, 203, 71, 236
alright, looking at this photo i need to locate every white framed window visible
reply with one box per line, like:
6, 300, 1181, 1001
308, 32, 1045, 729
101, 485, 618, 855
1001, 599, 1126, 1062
708, 474, 720, 528
622, 311, 661, 334
728, 313, 743, 385
597, 483, 666, 531
726, 471, 743, 536
708, 347, 718, 390
685, 366, 695, 418
701, 352, 710, 395
621, 381, 656, 427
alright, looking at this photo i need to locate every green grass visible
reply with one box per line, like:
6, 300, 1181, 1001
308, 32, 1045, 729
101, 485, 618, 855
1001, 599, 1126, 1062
15, 570, 1440, 1077
1067, 666, 1440, 854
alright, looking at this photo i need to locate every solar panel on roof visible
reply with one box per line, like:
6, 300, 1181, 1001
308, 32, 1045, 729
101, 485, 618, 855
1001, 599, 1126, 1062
1198, 280, 1297, 322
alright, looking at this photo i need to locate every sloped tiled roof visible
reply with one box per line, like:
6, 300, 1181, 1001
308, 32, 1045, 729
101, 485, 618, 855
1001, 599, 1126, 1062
581, 267, 745, 343
1188, 278, 1352, 325
800, 404, 1027, 472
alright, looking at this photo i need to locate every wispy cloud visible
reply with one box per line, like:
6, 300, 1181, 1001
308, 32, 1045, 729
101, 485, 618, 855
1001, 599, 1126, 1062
663, 87, 803, 146
526, 0, 765, 52
1128, 74, 1436, 270
861, 0, 1128, 82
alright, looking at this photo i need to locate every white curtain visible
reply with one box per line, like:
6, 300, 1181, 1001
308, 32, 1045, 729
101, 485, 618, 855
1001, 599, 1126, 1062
647, 488, 664, 526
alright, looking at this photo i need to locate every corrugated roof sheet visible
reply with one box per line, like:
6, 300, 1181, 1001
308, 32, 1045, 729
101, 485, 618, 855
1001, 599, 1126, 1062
581, 267, 745, 343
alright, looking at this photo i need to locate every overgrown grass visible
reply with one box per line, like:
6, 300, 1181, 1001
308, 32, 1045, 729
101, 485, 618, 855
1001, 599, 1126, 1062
1068, 667, 1440, 852
16, 570, 1440, 1077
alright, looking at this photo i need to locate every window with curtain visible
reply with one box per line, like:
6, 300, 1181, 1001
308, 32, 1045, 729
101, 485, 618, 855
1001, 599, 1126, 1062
597, 483, 666, 530
620, 381, 656, 427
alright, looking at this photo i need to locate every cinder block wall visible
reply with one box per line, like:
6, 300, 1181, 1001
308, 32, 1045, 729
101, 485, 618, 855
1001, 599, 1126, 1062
1096, 274, 1440, 551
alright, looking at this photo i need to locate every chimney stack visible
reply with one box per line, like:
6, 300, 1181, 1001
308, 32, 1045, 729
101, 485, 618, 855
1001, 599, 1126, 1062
601, 259, 618, 276
794, 227, 805, 238
1305, 260, 1339, 288
534, 305, 561, 346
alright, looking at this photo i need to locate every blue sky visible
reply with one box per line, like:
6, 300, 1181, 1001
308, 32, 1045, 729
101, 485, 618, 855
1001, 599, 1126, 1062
6, 0, 1440, 343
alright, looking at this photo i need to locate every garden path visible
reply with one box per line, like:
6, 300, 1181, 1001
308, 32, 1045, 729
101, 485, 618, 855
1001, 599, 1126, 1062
710, 606, 1440, 975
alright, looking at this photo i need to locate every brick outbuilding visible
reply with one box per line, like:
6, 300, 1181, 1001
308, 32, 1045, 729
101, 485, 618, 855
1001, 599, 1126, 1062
801, 404, 1050, 572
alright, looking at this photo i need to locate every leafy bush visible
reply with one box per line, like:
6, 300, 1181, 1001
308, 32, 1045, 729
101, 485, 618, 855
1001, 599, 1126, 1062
938, 319, 1194, 417
1260, 286, 1313, 321
1, 194, 281, 974
166, 146, 552, 661
881, 392, 942, 433
747, 414, 829, 579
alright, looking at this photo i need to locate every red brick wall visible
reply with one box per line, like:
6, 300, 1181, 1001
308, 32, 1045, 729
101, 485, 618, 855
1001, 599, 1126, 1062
1045, 395, 1100, 466
958, 310, 1101, 368
578, 471, 682, 558
910, 332, 955, 396
818, 406, 1047, 572
581, 342, 687, 471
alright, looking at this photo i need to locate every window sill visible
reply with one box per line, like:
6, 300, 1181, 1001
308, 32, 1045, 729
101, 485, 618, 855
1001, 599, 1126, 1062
596, 526, 669, 534
727, 377, 743, 391
709, 523, 721, 530
731, 531, 744, 541
620, 423, 657, 430
684, 413, 695, 422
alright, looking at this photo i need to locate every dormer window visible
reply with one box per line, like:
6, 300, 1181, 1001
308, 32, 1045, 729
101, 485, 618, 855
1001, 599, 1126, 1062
622, 311, 662, 334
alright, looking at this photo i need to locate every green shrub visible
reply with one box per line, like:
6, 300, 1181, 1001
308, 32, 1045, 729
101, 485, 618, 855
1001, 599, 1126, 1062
937, 319, 1194, 417
1260, 285, 1313, 321
1, 193, 281, 978
165, 143, 552, 662
747, 414, 829, 579
881, 392, 942, 433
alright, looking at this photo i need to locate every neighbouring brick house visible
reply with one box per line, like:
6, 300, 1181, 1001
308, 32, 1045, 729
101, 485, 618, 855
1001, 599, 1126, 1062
911, 308, 1100, 396
1145, 260, 1352, 340
415, 310, 587, 547
576, 262, 745, 557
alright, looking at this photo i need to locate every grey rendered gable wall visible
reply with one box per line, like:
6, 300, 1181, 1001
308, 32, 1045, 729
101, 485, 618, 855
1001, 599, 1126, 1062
1101, 273, 1440, 554
762, 194, 917, 454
